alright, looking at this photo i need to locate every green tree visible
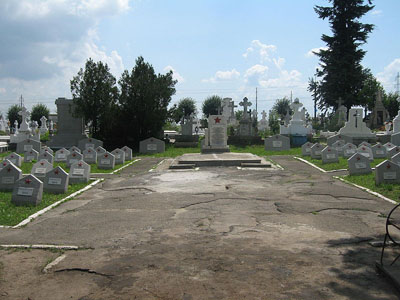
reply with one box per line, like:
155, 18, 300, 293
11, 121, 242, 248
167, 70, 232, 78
30, 103, 50, 124
357, 68, 384, 111
7, 105, 22, 128
383, 92, 400, 119
272, 97, 292, 119
118, 56, 177, 147
235, 110, 243, 121
202, 95, 222, 117
70, 58, 118, 140
268, 110, 280, 134
312, 0, 374, 110
172, 97, 197, 123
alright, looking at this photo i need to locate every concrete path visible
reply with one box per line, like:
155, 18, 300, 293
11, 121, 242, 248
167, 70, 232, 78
0, 155, 398, 299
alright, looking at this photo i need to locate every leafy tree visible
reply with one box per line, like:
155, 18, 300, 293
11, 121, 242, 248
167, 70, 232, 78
383, 92, 400, 119
312, 0, 374, 110
357, 68, 384, 111
235, 110, 243, 121
30, 103, 50, 124
202, 95, 222, 117
268, 110, 280, 134
70, 58, 118, 140
272, 97, 292, 119
172, 97, 197, 123
7, 105, 22, 128
118, 56, 177, 147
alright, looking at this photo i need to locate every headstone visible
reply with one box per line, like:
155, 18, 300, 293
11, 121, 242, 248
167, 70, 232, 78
391, 132, 400, 146
310, 143, 323, 159
384, 142, 395, 151
369, 90, 389, 128
393, 109, 400, 133
16, 138, 41, 154
66, 151, 84, 168
97, 152, 115, 170
40, 146, 54, 155
11, 175, 43, 206
338, 108, 375, 141
371, 143, 387, 159
356, 146, 373, 161
359, 141, 371, 149
40, 116, 48, 134
5, 152, 22, 167
321, 146, 339, 164
121, 146, 133, 161
332, 140, 346, 157
375, 160, 400, 185
348, 153, 372, 176
257, 110, 269, 132
139, 137, 166, 154
24, 149, 39, 163
78, 137, 103, 151
37, 151, 54, 164
301, 142, 314, 156
201, 115, 230, 153
111, 148, 125, 165
0, 162, 22, 191
31, 159, 53, 180
69, 160, 90, 184
0, 159, 12, 172
47, 98, 87, 148
83, 148, 97, 164
44, 166, 69, 194
95, 146, 107, 155
264, 135, 290, 152
387, 146, 400, 159
279, 100, 310, 136
221, 98, 236, 125
342, 143, 357, 158
55, 148, 70, 162
327, 134, 349, 146
391, 152, 400, 166
69, 146, 81, 153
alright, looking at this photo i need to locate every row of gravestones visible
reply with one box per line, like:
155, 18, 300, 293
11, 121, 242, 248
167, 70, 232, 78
327, 133, 400, 148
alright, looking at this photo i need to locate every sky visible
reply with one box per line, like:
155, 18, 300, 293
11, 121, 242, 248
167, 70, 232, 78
0, 0, 399, 119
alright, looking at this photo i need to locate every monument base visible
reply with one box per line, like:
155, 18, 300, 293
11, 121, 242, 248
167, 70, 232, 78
201, 146, 230, 154
174, 135, 199, 148
227, 135, 263, 146
47, 133, 88, 150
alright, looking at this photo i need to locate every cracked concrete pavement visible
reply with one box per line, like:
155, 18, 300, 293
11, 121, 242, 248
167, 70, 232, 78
0, 155, 399, 299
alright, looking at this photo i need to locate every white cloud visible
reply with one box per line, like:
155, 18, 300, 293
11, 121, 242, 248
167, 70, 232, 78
202, 69, 240, 83
242, 40, 276, 63
164, 66, 185, 83
259, 69, 303, 88
371, 9, 382, 16
306, 47, 328, 58
376, 58, 400, 91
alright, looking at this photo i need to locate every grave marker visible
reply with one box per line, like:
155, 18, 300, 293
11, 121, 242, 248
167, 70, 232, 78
69, 160, 90, 184
121, 146, 133, 161
24, 149, 39, 163
375, 160, 400, 185
78, 137, 103, 151
5, 152, 22, 167
371, 143, 387, 159
97, 152, 115, 169
16, 139, 41, 154
342, 143, 357, 158
66, 151, 84, 168
264, 135, 290, 151
357, 146, 374, 161
387, 146, 400, 159
301, 142, 314, 156
95, 146, 107, 155
332, 140, 345, 157
111, 148, 125, 165
40, 146, 54, 155
44, 166, 69, 194
69, 146, 81, 153
348, 153, 372, 175
0, 162, 22, 191
83, 147, 97, 164
321, 146, 339, 164
11, 175, 43, 206
310, 143, 323, 159
38, 151, 54, 164
31, 159, 53, 180
55, 148, 70, 162
139, 137, 165, 154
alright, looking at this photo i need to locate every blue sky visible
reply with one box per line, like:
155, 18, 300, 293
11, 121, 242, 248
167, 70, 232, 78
0, 0, 399, 119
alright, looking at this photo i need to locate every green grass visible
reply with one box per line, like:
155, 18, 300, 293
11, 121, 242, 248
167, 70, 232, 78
0, 180, 94, 226
343, 173, 400, 203
300, 156, 387, 171
0, 151, 11, 158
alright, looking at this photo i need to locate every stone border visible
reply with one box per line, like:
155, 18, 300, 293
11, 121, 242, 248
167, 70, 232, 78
333, 176, 397, 205
294, 156, 347, 173
149, 159, 165, 172
0, 178, 104, 229
0, 244, 79, 250
89, 159, 140, 175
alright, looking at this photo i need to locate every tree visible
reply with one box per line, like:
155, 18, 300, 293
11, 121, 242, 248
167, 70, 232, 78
357, 68, 384, 111
312, 0, 374, 110
383, 92, 400, 119
272, 97, 292, 119
118, 56, 177, 147
30, 103, 50, 124
70, 58, 118, 141
172, 97, 197, 123
202, 95, 222, 117
7, 105, 21, 128
268, 111, 280, 134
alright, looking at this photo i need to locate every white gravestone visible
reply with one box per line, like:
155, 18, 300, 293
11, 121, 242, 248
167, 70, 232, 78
55, 148, 70, 163
375, 160, 400, 185
31, 159, 53, 180
40, 116, 48, 134
24, 149, 39, 163
96, 146, 107, 155
338, 108, 375, 139
66, 151, 84, 168
40, 146, 54, 155
69, 146, 81, 154
69, 160, 90, 184
342, 143, 357, 158
388, 146, 400, 159
37, 151, 54, 165
111, 148, 126, 165
201, 115, 230, 153
44, 166, 69, 194
11, 175, 43, 206
357, 146, 373, 161
97, 152, 116, 170
121, 146, 133, 161
5, 152, 22, 167
321, 146, 339, 164
332, 140, 345, 157
301, 142, 314, 156
16, 139, 41, 154
310, 143, 323, 159
83, 147, 97, 164
371, 143, 387, 159
78, 137, 103, 152
264, 135, 290, 152
0, 162, 22, 191
348, 153, 372, 176
139, 137, 166, 154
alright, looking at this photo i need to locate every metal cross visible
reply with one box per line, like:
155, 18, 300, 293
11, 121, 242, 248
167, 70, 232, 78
353, 111, 360, 128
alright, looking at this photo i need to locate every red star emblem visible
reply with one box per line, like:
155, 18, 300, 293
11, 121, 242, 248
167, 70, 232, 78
105, 154, 108, 158
378, 146, 381, 148
356, 156, 360, 161
339, 135, 341, 138
362, 147, 365, 150
27, 140, 30, 143
11, 155, 14, 158
88, 150, 91, 153
89, 139, 92, 142
25, 178, 31, 184
61, 150, 63, 153
73, 153, 76, 157
214, 117, 221, 124
78, 163, 82, 167
328, 149, 331, 152
387, 164, 391, 169
7, 167, 11, 172
40, 162, 44, 165
2, 162, 6, 166
54, 169, 59, 175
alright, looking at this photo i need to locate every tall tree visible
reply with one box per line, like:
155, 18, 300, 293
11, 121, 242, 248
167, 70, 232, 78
118, 56, 176, 146
7, 105, 22, 128
312, 0, 374, 110
356, 68, 384, 111
383, 92, 400, 119
202, 95, 222, 117
172, 97, 197, 123
70, 58, 118, 140
30, 103, 50, 124
272, 97, 292, 119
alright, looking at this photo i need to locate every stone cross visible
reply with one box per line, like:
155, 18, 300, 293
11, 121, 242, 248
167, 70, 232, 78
239, 97, 252, 120
18, 106, 30, 132
40, 116, 48, 129
261, 110, 267, 121
353, 111, 360, 128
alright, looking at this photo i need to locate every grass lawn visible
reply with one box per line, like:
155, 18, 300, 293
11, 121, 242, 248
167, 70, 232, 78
300, 156, 387, 171
343, 173, 400, 203
0, 180, 95, 226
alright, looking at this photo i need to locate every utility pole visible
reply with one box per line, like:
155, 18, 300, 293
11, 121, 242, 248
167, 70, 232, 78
19, 95, 24, 108
255, 87, 258, 113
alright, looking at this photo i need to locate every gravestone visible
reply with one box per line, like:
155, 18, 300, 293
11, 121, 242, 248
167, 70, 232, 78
257, 110, 269, 132
391, 152, 400, 166
371, 143, 387, 159
97, 152, 115, 170
83, 148, 97, 164
321, 146, 339, 164
327, 134, 349, 146
111, 148, 125, 165
5, 152, 22, 167
384, 142, 395, 151
78, 137, 103, 151
16, 138, 41, 154
175, 114, 199, 147
356, 146, 373, 161
11, 175, 43, 206
47, 98, 87, 149
0, 159, 12, 171
343, 143, 358, 158
348, 153, 372, 175
369, 90, 389, 128
31, 159, 53, 180
37, 151, 54, 164
44, 166, 69, 194
69, 146, 81, 153
121, 146, 133, 161
201, 115, 230, 153
139, 137, 165, 154
66, 151, 84, 168
55, 148, 70, 162
310, 143, 323, 159
301, 142, 314, 156
24, 149, 39, 163
391, 132, 400, 146
40, 116, 48, 134
0, 163, 22, 191
338, 108, 375, 144
359, 141, 371, 149
375, 160, 400, 185
332, 140, 346, 157
279, 99, 310, 139
264, 135, 290, 152
95, 146, 107, 155
69, 160, 90, 184
387, 146, 400, 159
40, 146, 54, 155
